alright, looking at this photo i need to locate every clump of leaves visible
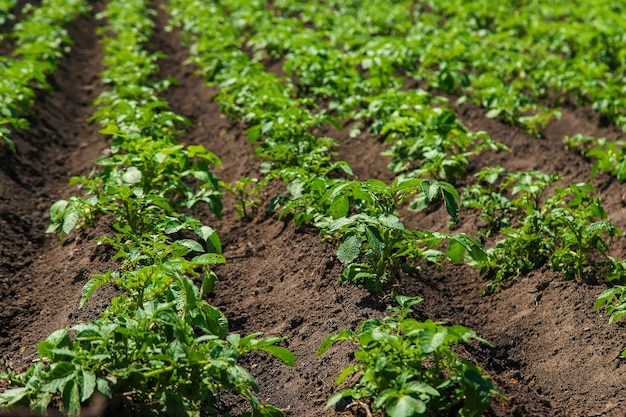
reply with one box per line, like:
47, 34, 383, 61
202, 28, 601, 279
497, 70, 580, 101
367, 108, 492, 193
462, 167, 561, 237
476, 179, 623, 294
0, 284, 294, 417
221, 176, 266, 219
317, 295, 502, 417
272, 175, 486, 292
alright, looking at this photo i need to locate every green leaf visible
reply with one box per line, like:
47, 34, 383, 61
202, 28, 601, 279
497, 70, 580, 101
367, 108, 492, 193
121, 167, 142, 184
395, 295, 423, 310
99, 124, 120, 135
335, 365, 359, 385
486, 108, 502, 118
62, 211, 80, 236
365, 226, 384, 257
0, 387, 29, 407
420, 328, 447, 354
176, 239, 204, 253
337, 234, 362, 264
201, 270, 218, 297
325, 390, 353, 409
61, 379, 81, 417
446, 239, 465, 264
78, 369, 96, 402
192, 253, 226, 265
378, 214, 404, 230
49, 362, 76, 381
49, 200, 68, 221
386, 394, 426, 417
259, 345, 295, 367
404, 381, 439, 397
317, 329, 353, 355
96, 377, 113, 398
79, 278, 106, 309
442, 188, 459, 220
329, 194, 350, 219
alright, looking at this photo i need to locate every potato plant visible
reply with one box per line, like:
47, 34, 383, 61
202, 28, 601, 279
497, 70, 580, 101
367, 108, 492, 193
468, 172, 624, 293
317, 296, 502, 416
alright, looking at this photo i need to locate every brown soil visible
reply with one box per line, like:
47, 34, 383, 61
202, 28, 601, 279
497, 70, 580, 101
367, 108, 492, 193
2, 2, 626, 417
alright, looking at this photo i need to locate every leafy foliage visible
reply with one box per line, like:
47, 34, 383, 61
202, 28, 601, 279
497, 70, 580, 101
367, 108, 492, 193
0, 0, 89, 152
317, 296, 502, 416
466, 169, 623, 293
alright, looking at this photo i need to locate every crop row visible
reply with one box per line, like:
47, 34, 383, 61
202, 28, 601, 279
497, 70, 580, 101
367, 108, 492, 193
0, 1, 293, 415
0, 0, 88, 152
173, 0, 626, 404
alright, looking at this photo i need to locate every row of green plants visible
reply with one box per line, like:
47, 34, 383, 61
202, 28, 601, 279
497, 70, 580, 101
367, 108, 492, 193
461, 168, 625, 293
408, 0, 626, 134
564, 133, 626, 182
0, 1, 293, 416
201, 0, 626, 402
218, 0, 507, 184
167, 0, 502, 415
0, 0, 89, 152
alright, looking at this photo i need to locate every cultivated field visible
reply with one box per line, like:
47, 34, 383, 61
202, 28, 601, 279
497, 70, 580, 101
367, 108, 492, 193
1, 1, 626, 416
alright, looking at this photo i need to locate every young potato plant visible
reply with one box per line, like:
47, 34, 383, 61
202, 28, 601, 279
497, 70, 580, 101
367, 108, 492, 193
272, 174, 485, 292
478, 180, 623, 294
353, 89, 507, 182
317, 296, 502, 416
0, 281, 294, 417
221, 176, 267, 220
462, 167, 561, 237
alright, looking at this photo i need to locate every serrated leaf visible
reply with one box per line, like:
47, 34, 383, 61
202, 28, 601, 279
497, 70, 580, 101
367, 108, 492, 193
337, 234, 362, 264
